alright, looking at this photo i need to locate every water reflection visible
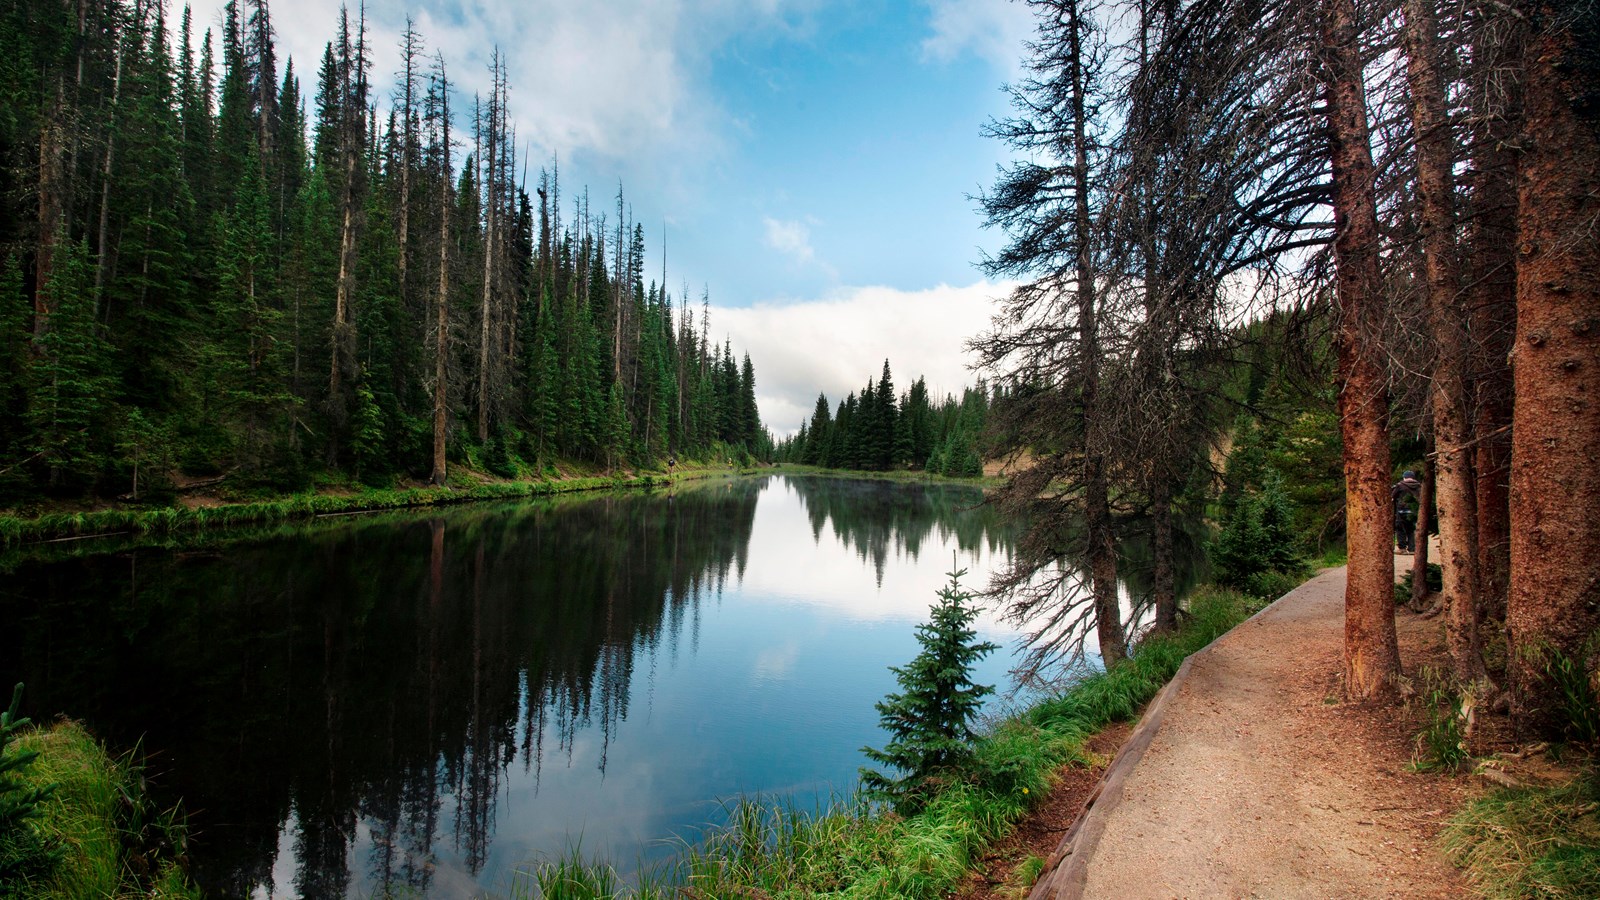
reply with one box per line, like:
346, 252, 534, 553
0, 476, 1017, 898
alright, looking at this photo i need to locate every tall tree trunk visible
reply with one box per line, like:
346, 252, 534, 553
94, 20, 126, 304
1403, 0, 1489, 686
1322, 0, 1399, 699
476, 81, 495, 444
1465, 0, 1520, 627
1065, 0, 1125, 666
430, 64, 452, 487
36, 83, 68, 336
1506, 0, 1600, 738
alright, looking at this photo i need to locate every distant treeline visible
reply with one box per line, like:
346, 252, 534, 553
0, 0, 766, 505
772, 360, 991, 477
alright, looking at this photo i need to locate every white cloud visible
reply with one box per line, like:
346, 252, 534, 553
762, 217, 816, 265
920, 0, 1034, 71
180, 0, 816, 185
711, 280, 1015, 437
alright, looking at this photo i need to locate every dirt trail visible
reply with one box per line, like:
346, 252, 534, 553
1031, 564, 1470, 899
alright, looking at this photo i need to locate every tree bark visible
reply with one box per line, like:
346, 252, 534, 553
1322, 0, 1400, 699
1465, 0, 1520, 627
430, 64, 451, 487
35, 83, 68, 336
1065, 0, 1125, 666
1506, 0, 1600, 738
1403, 0, 1489, 685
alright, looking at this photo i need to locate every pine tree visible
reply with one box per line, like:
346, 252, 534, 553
29, 238, 114, 489
860, 567, 998, 812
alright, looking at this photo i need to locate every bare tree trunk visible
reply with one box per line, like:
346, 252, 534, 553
1403, 0, 1489, 686
35, 82, 68, 336
94, 18, 127, 304
1322, 0, 1399, 699
1064, 1, 1125, 666
475, 63, 499, 444
430, 62, 452, 487
1506, 0, 1600, 738
1465, 0, 1520, 626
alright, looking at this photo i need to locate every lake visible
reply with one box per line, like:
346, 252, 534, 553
1, 475, 1040, 898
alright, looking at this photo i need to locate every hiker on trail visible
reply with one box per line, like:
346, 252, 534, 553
1392, 470, 1422, 554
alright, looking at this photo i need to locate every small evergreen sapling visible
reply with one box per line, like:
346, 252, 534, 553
861, 567, 998, 811
2, 683, 58, 887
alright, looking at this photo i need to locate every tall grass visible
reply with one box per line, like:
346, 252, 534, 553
11, 722, 198, 899
501, 586, 1255, 899
1443, 766, 1600, 899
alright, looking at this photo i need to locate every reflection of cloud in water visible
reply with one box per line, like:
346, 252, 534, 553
753, 642, 801, 681
737, 477, 1024, 634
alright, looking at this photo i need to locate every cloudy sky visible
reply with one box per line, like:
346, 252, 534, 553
185, 0, 1035, 434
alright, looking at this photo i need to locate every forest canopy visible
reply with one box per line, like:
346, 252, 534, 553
0, 0, 768, 503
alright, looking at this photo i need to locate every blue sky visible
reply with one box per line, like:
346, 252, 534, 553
186, 0, 1034, 432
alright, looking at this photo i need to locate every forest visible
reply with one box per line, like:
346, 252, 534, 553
956, 0, 1597, 745
771, 360, 993, 478
0, 0, 769, 506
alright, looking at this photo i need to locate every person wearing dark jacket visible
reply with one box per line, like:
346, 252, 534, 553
1392, 470, 1422, 553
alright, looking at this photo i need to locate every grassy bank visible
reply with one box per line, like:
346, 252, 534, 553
510, 586, 1261, 899
4, 722, 197, 899
1442, 764, 1600, 899
0, 463, 749, 550
765, 463, 1001, 488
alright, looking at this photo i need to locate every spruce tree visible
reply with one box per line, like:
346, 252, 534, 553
860, 567, 998, 811
29, 238, 113, 489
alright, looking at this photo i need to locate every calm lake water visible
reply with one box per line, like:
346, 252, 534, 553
1, 475, 1042, 898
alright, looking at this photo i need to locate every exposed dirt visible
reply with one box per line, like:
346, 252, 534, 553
952, 723, 1135, 900
978, 560, 1516, 899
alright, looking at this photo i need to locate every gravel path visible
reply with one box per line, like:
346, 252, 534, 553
1030, 565, 1469, 899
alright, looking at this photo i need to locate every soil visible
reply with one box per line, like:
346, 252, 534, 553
967, 559, 1520, 899
953, 723, 1135, 900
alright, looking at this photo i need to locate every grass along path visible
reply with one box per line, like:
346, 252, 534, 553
508, 587, 1261, 899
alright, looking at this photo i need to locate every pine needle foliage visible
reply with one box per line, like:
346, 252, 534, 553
1, 683, 59, 891
860, 567, 999, 812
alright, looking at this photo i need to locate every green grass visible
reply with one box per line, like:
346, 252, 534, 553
765, 463, 1000, 488
0, 464, 738, 550
9, 722, 198, 899
496, 585, 1258, 899
1409, 667, 1470, 773
1443, 766, 1600, 899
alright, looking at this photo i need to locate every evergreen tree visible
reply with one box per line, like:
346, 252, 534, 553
29, 238, 114, 488
803, 393, 832, 466
860, 567, 998, 811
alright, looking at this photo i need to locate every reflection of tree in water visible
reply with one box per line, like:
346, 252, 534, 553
0, 478, 764, 899
783, 476, 1013, 585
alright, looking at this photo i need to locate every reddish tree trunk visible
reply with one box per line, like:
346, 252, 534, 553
1506, 1, 1600, 737
1465, 0, 1520, 626
1403, 0, 1489, 685
1322, 0, 1399, 699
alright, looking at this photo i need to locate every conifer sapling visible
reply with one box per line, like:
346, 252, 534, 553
861, 566, 998, 811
